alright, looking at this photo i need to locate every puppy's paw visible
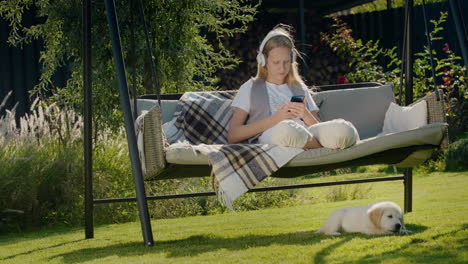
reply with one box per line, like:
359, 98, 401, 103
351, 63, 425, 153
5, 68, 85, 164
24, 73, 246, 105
400, 229, 412, 235
316, 231, 341, 236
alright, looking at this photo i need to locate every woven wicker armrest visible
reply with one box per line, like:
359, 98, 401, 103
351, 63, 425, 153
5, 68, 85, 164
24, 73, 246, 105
142, 105, 168, 179
410, 89, 449, 148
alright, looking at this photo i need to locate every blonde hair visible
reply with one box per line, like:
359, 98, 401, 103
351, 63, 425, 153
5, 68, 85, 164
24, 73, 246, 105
255, 26, 306, 88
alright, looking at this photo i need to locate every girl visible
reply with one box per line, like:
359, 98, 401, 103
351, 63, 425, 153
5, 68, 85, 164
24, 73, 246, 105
227, 25, 359, 150
227, 25, 322, 149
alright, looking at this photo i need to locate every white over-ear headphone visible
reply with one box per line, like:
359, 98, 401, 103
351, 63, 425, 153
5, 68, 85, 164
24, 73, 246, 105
256, 31, 297, 67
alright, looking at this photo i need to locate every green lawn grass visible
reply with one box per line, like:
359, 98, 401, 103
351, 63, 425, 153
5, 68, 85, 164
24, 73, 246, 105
1, 171, 467, 264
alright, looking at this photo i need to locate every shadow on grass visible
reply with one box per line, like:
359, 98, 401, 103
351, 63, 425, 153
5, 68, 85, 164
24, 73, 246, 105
48, 224, 432, 263
49, 231, 322, 263
314, 224, 468, 264
314, 236, 353, 263
313, 224, 428, 263
354, 229, 467, 263
0, 239, 84, 261
0, 225, 83, 244
405, 223, 429, 233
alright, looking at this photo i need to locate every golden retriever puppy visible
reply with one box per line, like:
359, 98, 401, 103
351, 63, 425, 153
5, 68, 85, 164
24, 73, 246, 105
316, 201, 406, 235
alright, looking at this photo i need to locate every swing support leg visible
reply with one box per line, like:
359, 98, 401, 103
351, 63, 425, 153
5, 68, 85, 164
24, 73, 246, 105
401, 0, 414, 215
83, 0, 93, 240
104, 0, 154, 247
403, 168, 413, 213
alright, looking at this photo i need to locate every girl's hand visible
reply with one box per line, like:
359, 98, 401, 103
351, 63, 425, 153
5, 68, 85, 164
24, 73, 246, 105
287, 96, 309, 119
273, 104, 295, 121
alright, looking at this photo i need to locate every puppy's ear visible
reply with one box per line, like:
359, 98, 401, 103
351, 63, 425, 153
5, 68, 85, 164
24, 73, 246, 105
368, 206, 382, 228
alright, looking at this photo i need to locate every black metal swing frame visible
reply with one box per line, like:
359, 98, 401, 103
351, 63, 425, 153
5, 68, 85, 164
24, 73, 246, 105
83, 0, 422, 247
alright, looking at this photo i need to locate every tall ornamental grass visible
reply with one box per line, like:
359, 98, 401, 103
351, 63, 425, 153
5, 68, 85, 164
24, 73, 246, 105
0, 94, 151, 232
0, 92, 83, 231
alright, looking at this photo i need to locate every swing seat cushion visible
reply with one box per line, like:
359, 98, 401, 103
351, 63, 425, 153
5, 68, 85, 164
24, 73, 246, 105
164, 122, 447, 168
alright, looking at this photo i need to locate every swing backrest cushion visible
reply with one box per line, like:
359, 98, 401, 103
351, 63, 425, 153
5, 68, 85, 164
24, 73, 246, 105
138, 99, 179, 124
138, 83, 396, 140
312, 83, 395, 139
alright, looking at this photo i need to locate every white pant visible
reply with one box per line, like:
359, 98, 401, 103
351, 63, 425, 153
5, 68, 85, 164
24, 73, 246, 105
260, 119, 359, 149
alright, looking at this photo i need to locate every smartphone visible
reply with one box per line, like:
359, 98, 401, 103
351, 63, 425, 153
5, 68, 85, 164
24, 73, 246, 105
290, 95, 305, 103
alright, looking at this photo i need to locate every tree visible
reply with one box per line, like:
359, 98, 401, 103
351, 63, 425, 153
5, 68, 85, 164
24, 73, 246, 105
0, 0, 258, 131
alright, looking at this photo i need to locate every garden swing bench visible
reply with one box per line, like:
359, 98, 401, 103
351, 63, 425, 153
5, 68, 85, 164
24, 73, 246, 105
83, 0, 449, 246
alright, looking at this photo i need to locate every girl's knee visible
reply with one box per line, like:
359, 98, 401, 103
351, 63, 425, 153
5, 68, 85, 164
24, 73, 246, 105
270, 120, 310, 148
308, 119, 359, 149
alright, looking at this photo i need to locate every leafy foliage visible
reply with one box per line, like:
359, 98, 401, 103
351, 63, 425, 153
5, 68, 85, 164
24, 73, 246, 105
0, 0, 258, 131
413, 12, 467, 139
321, 17, 401, 87
348, 0, 447, 14
322, 13, 467, 139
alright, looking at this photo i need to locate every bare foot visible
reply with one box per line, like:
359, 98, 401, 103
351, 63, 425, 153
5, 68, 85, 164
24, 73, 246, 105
304, 136, 322, 149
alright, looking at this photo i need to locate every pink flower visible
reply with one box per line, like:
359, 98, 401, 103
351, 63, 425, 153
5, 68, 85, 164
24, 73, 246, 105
443, 43, 450, 51
337, 75, 348, 84
443, 76, 453, 86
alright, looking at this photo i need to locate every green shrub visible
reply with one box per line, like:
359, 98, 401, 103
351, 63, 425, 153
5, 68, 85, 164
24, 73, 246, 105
145, 178, 298, 218
414, 149, 446, 174
324, 184, 373, 202
445, 138, 468, 172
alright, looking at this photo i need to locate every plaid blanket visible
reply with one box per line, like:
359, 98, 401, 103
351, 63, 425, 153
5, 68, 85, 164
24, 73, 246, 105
164, 91, 304, 210
165, 91, 236, 144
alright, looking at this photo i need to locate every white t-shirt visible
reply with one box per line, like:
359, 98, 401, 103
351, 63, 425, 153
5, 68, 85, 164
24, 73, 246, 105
231, 79, 319, 143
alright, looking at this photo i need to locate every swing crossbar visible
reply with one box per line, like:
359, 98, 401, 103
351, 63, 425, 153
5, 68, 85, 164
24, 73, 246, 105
93, 175, 405, 204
